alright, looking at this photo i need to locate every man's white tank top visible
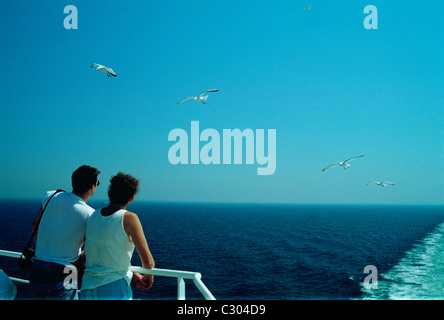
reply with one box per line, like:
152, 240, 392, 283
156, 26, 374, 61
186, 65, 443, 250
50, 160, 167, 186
81, 209, 135, 290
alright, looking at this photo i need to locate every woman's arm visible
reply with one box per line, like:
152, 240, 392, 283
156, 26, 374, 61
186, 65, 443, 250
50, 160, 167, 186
123, 211, 155, 269
123, 211, 155, 290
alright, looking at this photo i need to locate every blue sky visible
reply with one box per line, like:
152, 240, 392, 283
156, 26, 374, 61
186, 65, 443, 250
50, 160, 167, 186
0, 0, 443, 204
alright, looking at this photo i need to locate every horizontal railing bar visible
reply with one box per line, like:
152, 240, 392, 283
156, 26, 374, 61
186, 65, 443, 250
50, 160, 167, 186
0, 249, 22, 259
9, 277, 30, 284
129, 266, 199, 279
0, 249, 215, 300
131, 266, 215, 300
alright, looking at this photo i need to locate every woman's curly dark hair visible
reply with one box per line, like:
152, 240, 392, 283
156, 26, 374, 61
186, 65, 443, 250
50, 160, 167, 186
108, 172, 139, 205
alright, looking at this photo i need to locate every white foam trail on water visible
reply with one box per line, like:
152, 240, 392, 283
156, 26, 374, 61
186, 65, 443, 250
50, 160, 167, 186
361, 222, 444, 300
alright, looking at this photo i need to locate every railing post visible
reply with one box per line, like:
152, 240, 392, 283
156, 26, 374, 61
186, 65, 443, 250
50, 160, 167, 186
193, 274, 216, 300
177, 277, 185, 300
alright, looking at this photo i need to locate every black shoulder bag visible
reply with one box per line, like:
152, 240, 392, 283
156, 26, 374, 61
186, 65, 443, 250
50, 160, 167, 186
17, 189, 65, 271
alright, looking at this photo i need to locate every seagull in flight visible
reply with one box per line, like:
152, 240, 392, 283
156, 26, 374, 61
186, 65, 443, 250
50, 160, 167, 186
367, 181, 395, 187
322, 155, 364, 171
302, 5, 311, 11
91, 63, 117, 78
177, 89, 219, 105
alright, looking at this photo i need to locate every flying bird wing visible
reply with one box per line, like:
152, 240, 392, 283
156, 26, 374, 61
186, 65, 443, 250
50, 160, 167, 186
105, 68, 117, 77
197, 89, 219, 98
177, 97, 195, 104
366, 181, 377, 185
343, 155, 364, 163
383, 182, 395, 185
322, 163, 339, 171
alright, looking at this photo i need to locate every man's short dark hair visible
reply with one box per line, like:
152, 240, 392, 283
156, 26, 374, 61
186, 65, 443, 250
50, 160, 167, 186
72, 165, 100, 194
108, 172, 139, 205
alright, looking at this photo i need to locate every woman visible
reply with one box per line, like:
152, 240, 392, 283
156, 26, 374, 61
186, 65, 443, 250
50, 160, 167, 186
80, 172, 155, 300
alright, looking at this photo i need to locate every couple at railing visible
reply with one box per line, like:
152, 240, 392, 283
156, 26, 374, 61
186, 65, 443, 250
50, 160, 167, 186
28, 165, 155, 300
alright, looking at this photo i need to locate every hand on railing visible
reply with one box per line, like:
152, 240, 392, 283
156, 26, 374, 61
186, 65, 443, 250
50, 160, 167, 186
132, 272, 154, 290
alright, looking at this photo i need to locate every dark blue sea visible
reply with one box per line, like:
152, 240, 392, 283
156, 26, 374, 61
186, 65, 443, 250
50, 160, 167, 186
0, 200, 443, 300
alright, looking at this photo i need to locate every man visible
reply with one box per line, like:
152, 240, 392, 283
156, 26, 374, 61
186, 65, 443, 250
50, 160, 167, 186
29, 165, 100, 300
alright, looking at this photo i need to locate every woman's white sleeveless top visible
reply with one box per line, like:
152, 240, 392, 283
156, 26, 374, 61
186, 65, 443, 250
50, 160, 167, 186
81, 209, 134, 290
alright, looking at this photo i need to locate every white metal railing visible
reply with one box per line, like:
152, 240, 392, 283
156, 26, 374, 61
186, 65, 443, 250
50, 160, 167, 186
0, 249, 215, 300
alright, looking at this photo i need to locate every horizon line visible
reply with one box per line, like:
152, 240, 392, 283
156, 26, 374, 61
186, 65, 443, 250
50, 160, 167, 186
0, 197, 442, 207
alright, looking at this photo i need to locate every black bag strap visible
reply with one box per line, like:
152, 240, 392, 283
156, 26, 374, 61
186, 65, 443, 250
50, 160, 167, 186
27, 189, 65, 248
